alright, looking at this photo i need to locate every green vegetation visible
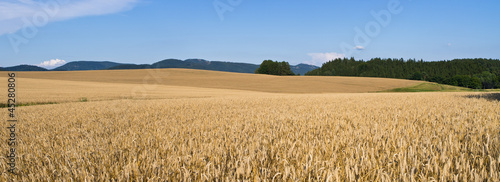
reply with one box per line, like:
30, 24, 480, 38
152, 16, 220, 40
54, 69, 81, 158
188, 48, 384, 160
79, 97, 88, 102
382, 83, 472, 92
0, 102, 59, 108
255, 60, 295, 76
384, 82, 500, 93
306, 58, 500, 89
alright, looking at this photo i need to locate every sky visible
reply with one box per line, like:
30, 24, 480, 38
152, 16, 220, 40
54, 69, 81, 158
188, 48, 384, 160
0, 0, 499, 68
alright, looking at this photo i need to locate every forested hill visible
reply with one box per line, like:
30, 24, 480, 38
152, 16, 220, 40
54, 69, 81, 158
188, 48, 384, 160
306, 58, 500, 89
108, 59, 319, 75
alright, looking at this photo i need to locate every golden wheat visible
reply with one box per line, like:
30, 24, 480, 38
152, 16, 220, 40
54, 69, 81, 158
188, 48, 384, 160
5, 68, 422, 93
0, 77, 266, 104
1, 91, 498, 181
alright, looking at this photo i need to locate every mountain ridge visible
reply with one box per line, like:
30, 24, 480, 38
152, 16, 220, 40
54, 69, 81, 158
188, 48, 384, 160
1, 59, 319, 75
53, 61, 122, 71
1, 65, 48, 71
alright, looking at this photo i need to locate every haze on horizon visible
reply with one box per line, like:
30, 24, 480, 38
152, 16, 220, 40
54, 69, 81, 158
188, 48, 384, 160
0, 0, 499, 68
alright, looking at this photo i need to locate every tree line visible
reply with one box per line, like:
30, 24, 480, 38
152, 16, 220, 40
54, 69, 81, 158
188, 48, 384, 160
305, 58, 500, 89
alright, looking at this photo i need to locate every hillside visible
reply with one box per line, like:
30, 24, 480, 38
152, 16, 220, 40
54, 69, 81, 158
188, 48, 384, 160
108, 59, 318, 75
290, 64, 319, 75
2, 65, 48, 71
3, 59, 318, 74
107, 64, 150, 70
53, 61, 122, 71
11, 68, 421, 93
150, 59, 260, 73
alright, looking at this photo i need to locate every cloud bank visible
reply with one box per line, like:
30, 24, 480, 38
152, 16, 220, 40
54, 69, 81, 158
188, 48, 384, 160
0, 0, 139, 36
37, 58, 66, 68
306, 52, 345, 66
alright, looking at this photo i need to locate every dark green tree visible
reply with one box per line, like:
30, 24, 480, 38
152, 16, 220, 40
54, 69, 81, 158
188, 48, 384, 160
421, 72, 428, 81
475, 71, 497, 89
410, 72, 423, 80
497, 75, 500, 88
255, 60, 274, 74
255, 60, 295, 76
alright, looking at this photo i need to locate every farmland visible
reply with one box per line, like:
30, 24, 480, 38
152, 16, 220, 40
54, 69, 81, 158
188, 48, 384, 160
0, 69, 499, 181
16, 69, 422, 93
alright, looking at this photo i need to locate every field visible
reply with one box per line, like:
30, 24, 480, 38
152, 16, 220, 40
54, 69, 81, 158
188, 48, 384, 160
1, 69, 499, 181
15, 69, 422, 93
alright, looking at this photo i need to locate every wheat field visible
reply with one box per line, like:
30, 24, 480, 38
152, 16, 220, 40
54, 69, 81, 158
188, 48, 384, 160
0, 70, 499, 181
15, 69, 422, 93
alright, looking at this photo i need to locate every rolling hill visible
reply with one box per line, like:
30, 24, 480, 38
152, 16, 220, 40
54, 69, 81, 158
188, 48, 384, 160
2, 65, 48, 71
108, 59, 319, 75
150, 59, 260, 73
4, 59, 319, 75
290, 64, 319, 75
106, 64, 150, 70
12, 68, 422, 93
53, 61, 122, 71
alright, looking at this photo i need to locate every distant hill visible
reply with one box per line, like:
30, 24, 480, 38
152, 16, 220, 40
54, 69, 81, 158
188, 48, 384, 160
109, 59, 261, 73
149, 59, 260, 73
109, 59, 318, 74
107, 64, 151, 70
2, 65, 48, 71
53, 61, 122, 71
291, 64, 320, 75
3, 59, 319, 74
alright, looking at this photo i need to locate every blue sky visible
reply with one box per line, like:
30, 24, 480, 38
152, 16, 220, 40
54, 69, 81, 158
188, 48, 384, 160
1, 0, 499, 68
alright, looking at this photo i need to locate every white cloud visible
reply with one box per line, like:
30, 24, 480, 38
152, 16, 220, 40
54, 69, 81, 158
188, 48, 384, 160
447, 43, 452, 46
0, 0, 139, 36
37, 59, 66, 68
354, 45, 365, 50
305, 52, 345, 66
